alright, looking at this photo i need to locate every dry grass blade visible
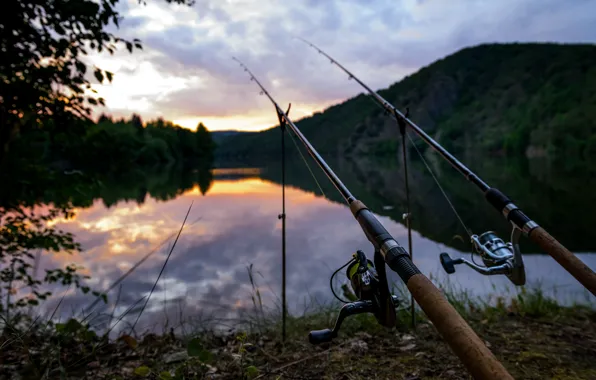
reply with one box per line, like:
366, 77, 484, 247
129, 202, 194, 335
254, 338, 356, 379
83, 215, 203, 314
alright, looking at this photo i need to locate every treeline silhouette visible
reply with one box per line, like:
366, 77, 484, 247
90, 114, 215, 169
0, 163, 213, 213
1, 112, 215, 211
4, 112, 214, 173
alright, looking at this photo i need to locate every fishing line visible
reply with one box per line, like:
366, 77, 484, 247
297, 38, 596, 298
236, 56, 517, 379
330, 258, 356, 303
355, 87, 480, 286
406, 132, 472, 238
364, 95, 472, 239
286, 128, 328, 198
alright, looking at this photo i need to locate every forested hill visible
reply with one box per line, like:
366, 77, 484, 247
217, 43, 596, 163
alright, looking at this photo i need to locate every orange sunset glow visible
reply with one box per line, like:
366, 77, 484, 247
45, 178, 327, 282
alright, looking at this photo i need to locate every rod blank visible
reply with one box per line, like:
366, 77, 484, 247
297, 37, 596, 297
234, 57, 514, 380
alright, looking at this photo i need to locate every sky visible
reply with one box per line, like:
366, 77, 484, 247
89, 0, 596, 132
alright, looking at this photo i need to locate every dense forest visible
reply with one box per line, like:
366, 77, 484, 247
7, 113, 213, 170
217, 43, 596, 167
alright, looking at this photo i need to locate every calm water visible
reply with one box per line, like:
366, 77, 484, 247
36, 153, 596, 334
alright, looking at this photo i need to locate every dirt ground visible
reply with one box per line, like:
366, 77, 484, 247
236, 313, 596, 380
2, 308, 595, 379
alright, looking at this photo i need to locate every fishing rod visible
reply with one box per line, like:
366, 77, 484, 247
232, 57, 290, 341
297, 37, 596, 296
233, 57, 513, 380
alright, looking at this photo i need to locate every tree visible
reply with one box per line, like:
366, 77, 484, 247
97, 113, 113, 124
195, 122, 214, 160
197, 163, 213, 196
131, 113, 144, 135
0, 0, 194, 165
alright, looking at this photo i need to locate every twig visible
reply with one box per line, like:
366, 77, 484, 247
254, 339, 356, 379
108, 284, 123, 330
45, 282, 72, 325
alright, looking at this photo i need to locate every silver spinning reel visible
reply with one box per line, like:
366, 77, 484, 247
439, 227, 526, 286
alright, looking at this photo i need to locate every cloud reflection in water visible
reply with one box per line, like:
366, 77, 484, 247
42, 173, 595, 334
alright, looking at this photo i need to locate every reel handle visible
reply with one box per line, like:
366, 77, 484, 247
308, 329, 334, 344
440, 252, 462, 274
308, 296, 401, 345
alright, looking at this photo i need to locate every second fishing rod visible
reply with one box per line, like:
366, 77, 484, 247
233, 57, 514, 380
297, 37, 596, 297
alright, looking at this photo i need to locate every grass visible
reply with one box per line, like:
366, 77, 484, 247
2, 272, 594, 380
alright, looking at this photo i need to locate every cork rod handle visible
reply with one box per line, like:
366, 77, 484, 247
407, 274, 514, 380
529, 227, 596, 296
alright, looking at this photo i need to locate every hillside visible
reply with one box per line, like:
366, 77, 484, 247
210, 130, 253, 145
217, 43, 596, 163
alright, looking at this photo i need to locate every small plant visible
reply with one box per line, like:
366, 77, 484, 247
0, 206, 106, 325
236, 331, 259, 379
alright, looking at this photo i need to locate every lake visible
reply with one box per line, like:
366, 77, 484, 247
33, 152, 596, 335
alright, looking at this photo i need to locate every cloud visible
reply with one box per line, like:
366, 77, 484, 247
91, 0, 596, 130
36, 171, 596, 334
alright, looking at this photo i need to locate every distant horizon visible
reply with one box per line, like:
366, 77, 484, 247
89, 0, 596, 133
94, 38, 596, 133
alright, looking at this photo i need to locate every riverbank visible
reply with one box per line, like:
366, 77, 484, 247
1, 289, 595, 380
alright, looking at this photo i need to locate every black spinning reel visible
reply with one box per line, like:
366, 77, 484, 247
439, 227, 526, 286
309, 250, 400, 344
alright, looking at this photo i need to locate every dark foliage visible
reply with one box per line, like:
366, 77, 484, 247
219, 43, 596, 167
0, 0, 194, 165
0, 0, 205, 324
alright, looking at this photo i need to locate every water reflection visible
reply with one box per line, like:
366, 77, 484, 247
42, 168, 595, 335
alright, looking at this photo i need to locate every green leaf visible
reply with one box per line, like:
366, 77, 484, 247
187, 338, 203, 357
84, 330, 97, 341
106, 71, 113, 82
81, 286, 90, 294
27, 299, 39, 305
134, 366, 151, 377
159, 371, 172, 380
55, 323, 66, 332
126, 41, 133, 53
64, 318, 82, 333
245, 365, 259, 379
198, 349, 212, 363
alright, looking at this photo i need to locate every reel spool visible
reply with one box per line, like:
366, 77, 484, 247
346, 250, 377, 301
439, 227, 526, 286
309, 249, 400, 345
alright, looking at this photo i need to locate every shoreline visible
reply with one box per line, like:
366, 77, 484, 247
2, 289, 595, 379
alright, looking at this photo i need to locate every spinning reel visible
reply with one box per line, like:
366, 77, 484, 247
309, 250, 400, 344
439, 227, 526, 286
